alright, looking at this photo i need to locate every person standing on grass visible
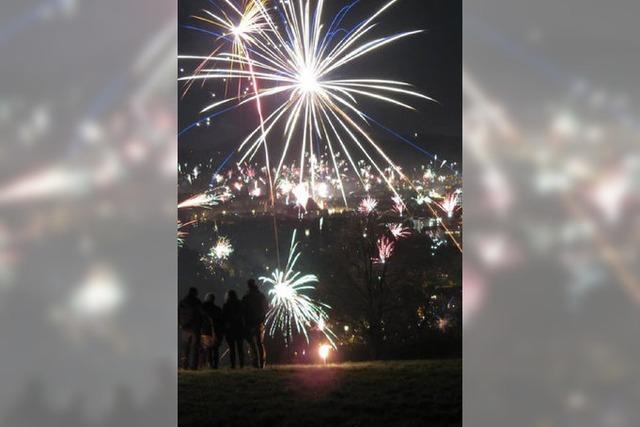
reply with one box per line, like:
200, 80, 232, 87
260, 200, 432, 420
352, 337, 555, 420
201, 293, 224, 369
178, 287, 204, 370
223, 289, 245, 369
242, 278, 269, 369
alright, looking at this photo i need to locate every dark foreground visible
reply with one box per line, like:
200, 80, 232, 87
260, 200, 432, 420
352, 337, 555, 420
179, 359, 461, 427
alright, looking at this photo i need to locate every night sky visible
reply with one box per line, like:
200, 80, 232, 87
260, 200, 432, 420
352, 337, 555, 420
178, 0, 461, 172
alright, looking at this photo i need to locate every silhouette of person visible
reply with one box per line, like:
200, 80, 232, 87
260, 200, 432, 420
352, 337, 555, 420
242, 278, 269, 368
178, 287, 203, 370
201, 293, 224, 369
222, 290, 245, 369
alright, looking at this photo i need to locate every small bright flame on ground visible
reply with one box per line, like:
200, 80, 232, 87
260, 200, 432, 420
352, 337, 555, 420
319, 344, 331, 363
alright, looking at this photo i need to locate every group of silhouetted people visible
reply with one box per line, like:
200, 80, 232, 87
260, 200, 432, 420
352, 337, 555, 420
179, 279, 269, 370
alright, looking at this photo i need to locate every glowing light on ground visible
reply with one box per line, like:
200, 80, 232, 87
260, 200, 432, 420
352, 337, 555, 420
318, 344, 332, 364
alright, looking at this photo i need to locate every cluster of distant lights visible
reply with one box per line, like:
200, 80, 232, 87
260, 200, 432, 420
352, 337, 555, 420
178, 155, 461, 221
179, 190, 456, 262
429, 238, 446, 256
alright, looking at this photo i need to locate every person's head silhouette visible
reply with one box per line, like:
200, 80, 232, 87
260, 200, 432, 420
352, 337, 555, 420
188, 287, 198, 297
247, 278, 258, 292
204, 293, 215, 303
225, 289, 238, 303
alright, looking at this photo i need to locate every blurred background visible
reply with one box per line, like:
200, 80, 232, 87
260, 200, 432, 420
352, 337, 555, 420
463, 0, 640, 426
0, 0, 638, 426
0, 0, 177, 426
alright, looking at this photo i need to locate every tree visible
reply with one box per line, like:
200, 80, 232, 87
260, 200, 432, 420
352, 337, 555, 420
322, 207, 462, 360
325, 211, 410, 358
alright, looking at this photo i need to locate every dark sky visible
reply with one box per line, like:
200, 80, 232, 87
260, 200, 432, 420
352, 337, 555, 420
178, 0, 461, 170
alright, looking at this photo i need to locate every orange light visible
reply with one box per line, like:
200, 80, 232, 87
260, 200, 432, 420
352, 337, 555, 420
319, 344, 331, 364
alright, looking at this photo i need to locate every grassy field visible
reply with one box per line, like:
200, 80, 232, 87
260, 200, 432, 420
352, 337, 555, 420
179, 359, 461, 427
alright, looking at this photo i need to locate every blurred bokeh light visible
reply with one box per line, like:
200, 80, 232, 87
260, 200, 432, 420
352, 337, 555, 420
0, 0, 176, 425
464, 0, 640, 425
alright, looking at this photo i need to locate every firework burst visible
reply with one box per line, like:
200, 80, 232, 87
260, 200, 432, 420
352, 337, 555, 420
182, 0, 270, 97
201, 236, 234, 270
177, 220, 196, 247
436, 190, 461, 218
278, 178, 294, 195
358, 196, 378, 215
374, 235, 396, 264
180, 0, 434, 205
292, 182, 310, 209
261, 230, 335, 345
414, 193, 432, 205
392, 195, 405, 216
388, 223, 411, 240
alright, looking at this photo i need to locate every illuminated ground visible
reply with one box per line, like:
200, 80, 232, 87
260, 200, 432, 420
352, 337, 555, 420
179, 359, 461, 426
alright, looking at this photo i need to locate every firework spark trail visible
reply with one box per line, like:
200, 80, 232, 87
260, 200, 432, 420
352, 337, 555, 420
241, 17, 281, 267
177, 219, 197, 247
261, 230, 336, 346
177, 186, 232, 209
435, 190, 461, 218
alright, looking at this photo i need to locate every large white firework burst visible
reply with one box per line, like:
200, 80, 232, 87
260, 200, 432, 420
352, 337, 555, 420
261, 230, 336, 345
180, 0, 433, 206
